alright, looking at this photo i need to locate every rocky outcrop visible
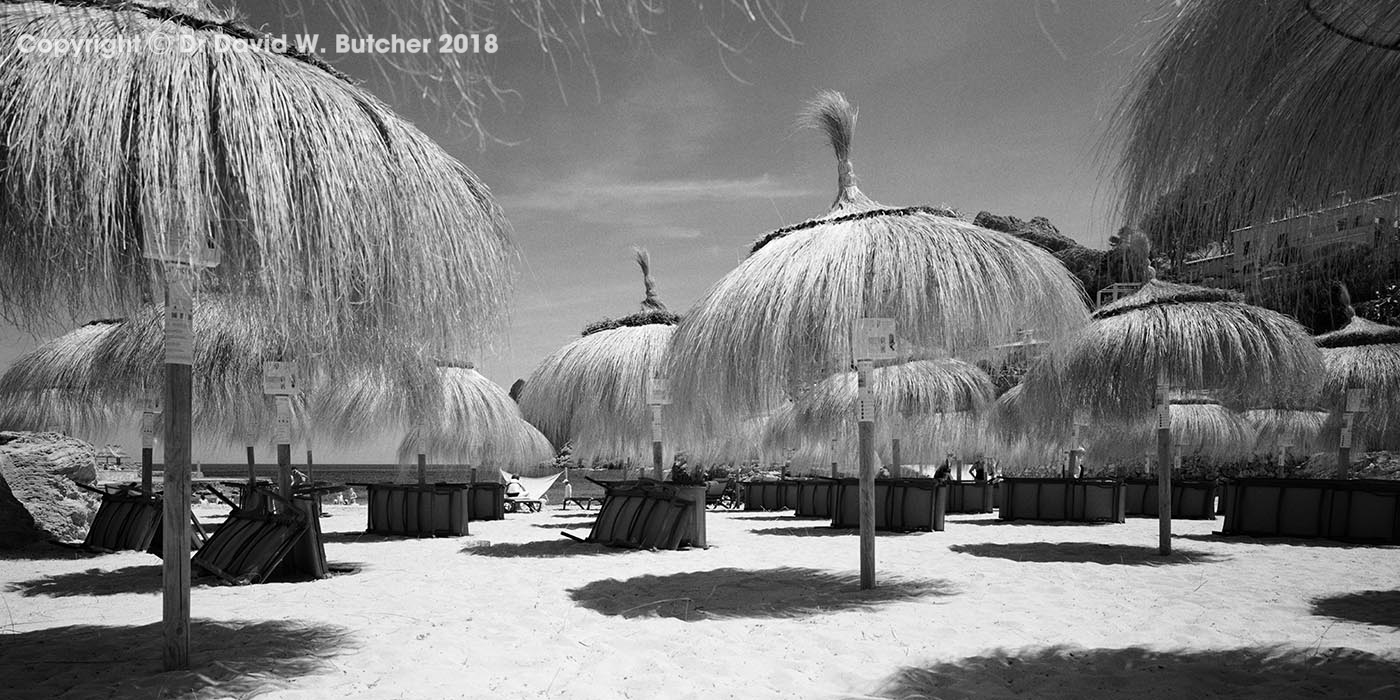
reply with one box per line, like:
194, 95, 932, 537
0, 431, 102, 546
973, 212, 1078, 253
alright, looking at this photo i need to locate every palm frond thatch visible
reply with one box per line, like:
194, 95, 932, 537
1244, 408, 1328, 454
0, 321, 125, 436
395, 366, 554, 467
668, 90, 1090, 419
1109, 0, 1400, 244
1051, 280, 1324, 421
519, 323, 674, 464
0, 0, 515, 362
0, 298, 423, 446
1086, 399, 1255, 466
1315, 315, 1400, 450
793, 359, 994, 428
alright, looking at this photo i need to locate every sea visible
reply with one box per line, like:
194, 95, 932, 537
184, 463, 632, 501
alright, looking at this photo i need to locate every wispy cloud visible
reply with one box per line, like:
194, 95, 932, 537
499, 171, 814, 215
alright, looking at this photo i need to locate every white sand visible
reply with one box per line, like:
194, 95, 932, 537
2, 503, 1398, 699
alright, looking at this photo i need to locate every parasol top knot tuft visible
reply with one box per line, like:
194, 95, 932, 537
798, 90, 866, 209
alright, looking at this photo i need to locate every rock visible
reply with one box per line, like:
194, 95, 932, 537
973, 211, 1078, 253
0, 431, 102, 546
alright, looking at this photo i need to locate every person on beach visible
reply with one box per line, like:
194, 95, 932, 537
933, 463, 951, 480
344, 486, 358, 505
505, 474, 526, 498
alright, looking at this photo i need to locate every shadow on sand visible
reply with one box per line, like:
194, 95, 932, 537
569, 567, 956, 621
7, 564, 188, 597
319, 531, 435, 544
948, 541, 1229, 566
0, 618, 353, 700
461, 538, 634, 558
532, 521, 594, 531
0, 541, 114, 561
752, 525, 920, 538
1177, 532, 1377, 549
1312, 589, 1400, 629
857, 645, 1400, 700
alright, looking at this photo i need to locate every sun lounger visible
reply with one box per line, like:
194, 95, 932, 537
562, 496, 605, 510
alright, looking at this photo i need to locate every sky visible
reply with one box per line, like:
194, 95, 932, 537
0, 1, 1173, 462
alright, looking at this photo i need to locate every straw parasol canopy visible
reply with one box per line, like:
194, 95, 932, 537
0, 0, 515, 362
395, 363, 555, 469
0, 320, 124, 438
1315, 315, 1400, 450
518, 250, 678, 465
1086, 397, 1255, 466
667, 91, 1090, 420
0, 298, 392, 446
1245, 408, 1329, 455
1048, 279, 1324, 420
1110, 0, 1400, 250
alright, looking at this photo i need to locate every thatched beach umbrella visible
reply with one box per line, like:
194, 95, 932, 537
519, 250, 679, 473
668, 91, 1089, 587
1044, 278, 1322, 553
787, 358, 994, 473
668, 93, 1089, 415
1111, 0, 1400, 253
1315, 314, 1400, 469
0, 321, 125, 438
0, 0, 515, 669
1244, 408, 1328, 468
1086, 397, 1255, 468
395, 363, 555, 473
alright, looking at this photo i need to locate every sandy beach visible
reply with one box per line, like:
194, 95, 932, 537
2, 503, 1398, 699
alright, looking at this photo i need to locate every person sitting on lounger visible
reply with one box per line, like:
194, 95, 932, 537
505, 474, 526, 499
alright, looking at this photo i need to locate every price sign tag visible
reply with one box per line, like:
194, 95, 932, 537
853, 318, 897, 361
648, 371, 671, 406
140, 411, 158, 448
273, 395, 293, 444
650, 404, 664, 431
855, 358, 877, 422
1340, 413, 1354, 449
1156, 402, 1172, 429
141, 196, 221, 268
164, 271, 194, 366
262, 362, 300, 396
1346, 388, 1366, 413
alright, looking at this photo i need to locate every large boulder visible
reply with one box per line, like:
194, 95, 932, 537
0, 431, 102, 547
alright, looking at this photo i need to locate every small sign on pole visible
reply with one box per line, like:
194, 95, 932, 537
142, 216, 221, 269
273, 396, 294, 445
854, 318, 897, 361
262, 362, 300, 396
648, 371, 672, 406
1340, 413, 1354, 449
1346, 388, 1366, 413
140, 412, 158, 448
856, 362, 877, 422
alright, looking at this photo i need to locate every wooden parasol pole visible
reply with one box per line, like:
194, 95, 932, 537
159, 264, 194, 670
854, 317, 895, 590
1337, 388, 1364, 479
140, 406, 157, 495
830, 437, 839, 478
1155, 369, 1173, 555
857, 358, 876, 589
890, 438, 901, 478
648, 371, 670, 481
